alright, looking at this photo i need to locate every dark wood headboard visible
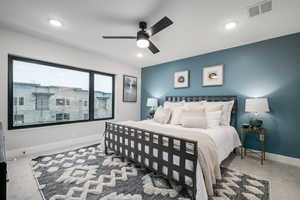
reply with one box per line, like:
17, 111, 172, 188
165, 96, 238, 128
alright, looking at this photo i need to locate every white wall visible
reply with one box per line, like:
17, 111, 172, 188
0, 28, 141, 152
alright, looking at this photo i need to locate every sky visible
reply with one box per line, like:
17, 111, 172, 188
13, 60, 112, 93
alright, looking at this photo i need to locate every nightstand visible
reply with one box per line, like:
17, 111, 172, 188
240, 127, 267, 165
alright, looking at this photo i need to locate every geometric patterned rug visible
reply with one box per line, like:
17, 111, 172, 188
31, 144, 269, 200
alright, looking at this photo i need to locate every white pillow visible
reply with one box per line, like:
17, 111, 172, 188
164, 101, 185, 110
164, 101, 185, 124
222, 100, 234, 126
183, 101, 206, 111
206, 111, 222, 128
204, 104, 223, 112
170, 106, 185, 125
203, 101, 234, 126
153, 107, 171, 124
181, 110, 207, 129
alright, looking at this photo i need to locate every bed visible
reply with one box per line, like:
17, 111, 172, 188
104, 96, 241, 200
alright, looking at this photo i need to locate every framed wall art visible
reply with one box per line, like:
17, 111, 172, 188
174, 70, 189, 88
202, 65, 224, 86
123, 75, 137, 102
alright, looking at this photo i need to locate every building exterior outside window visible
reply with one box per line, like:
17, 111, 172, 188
12, 82, 112, 126
8, 55, 114, 129
14, 114, 24, 125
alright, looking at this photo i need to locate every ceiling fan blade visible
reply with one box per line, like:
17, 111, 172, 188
149, 16, 173, 36
102, 36, 137, 39
148, 40, 160, 54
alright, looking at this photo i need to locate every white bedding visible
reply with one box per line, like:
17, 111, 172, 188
117, 120, 241, 200
136, 120, 241, 163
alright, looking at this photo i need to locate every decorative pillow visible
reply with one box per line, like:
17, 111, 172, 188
204, 101, 234, 126
164, 101, 185, 110
206, 110, 222, 128
183, 101, 206, 111
181, 109, 207, 129
170, 106, 185, 125
204, 104, 223, 112
164, 101, 185, 124
153, 107, 171, 124
222, 100, 234, 126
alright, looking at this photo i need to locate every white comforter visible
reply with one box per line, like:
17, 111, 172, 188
117, 120, 241, 200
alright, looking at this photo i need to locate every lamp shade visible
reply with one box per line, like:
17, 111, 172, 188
147, 98, 158, 107
245, 98, 270, 113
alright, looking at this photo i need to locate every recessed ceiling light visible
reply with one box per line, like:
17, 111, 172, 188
225, 22, 237, 30
49, 19, 62, 27
136, 53, 143, 58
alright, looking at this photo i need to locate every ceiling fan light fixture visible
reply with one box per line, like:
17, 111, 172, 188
102, 16, 173, 54
136, 39, 150, 48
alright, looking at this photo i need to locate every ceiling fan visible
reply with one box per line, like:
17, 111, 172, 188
102, 16, 173, 54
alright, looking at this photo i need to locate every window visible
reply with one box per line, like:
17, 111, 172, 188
84, 100, 88, 107
56, 113, 69, 121
64, 113, 70, 120
13, 97, 17, 106
19, 97, 24, 105
35, 94, 50, 110
94, 73, 113, 119
14, 114, 24, 124
8, 55, 115, 129
84, 113, 89, 120
56, 113, 64, 121
56, 99, 65, 106
13, 97, 24, 106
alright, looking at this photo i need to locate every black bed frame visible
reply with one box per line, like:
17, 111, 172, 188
104, 96, 237, 199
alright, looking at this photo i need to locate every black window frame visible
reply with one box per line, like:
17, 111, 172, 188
8, 55, 115, 130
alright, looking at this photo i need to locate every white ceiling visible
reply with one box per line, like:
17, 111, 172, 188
0, 0, 299, 68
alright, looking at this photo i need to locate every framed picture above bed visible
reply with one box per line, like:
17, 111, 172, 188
174, 70, 189, 88
202, 65, 224, 86
123, 75, 137, 102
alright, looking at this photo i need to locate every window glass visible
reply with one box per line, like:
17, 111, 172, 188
12, 60, 89, 127
9, 56, 115, 129
94, 74, 113, 119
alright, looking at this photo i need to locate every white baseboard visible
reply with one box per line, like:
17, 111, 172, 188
265, 152, 300, 167
247, 148, 300, 167
7, 134, 101, 160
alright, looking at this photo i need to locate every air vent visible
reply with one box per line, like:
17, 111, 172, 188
249, 5, 260, 17
261, 1, 272, 13
249, 0, 272, 18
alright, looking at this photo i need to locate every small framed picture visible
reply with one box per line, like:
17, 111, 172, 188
123, 75, 137, 102
174, 70, 189, 88
202, 65, 224, 86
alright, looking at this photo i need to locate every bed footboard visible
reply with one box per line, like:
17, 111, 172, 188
104, 122, 198, 199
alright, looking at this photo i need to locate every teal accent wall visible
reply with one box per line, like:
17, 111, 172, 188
141, 33, 300, 159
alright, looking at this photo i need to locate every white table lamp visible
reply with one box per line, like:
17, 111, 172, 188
245, 98, 270, 127
147, 98, 158, 108
147, 98, 158, 118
